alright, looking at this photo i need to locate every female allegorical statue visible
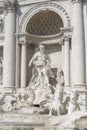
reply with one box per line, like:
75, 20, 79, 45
28, 44, 54, 89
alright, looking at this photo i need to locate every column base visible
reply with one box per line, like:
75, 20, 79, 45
3, 87, 15, 94
72, 84, 87, 110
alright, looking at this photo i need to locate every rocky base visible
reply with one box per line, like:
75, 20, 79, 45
0, 110, 87, 130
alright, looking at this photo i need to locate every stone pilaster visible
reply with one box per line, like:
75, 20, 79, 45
84, 2, 87, 85
64, 36, 70, 87
62, 43, 64, 72
21, 40, 27, 88
15, 37, 21, 90
71, 0, 86, 110
71, 0, 86, 85
3, 0, 16, 93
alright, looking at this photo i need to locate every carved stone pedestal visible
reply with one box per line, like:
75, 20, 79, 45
3, 87, 14, 94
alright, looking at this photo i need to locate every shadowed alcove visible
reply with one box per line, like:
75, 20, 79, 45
26, 10, 63, 36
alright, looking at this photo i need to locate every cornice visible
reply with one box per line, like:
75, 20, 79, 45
71, 0, 82, 4
17, 0, 69, 6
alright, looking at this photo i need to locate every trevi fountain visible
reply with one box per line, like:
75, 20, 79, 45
0, 0, 87, 130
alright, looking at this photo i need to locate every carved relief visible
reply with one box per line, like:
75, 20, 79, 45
0, 15, 4, 33
67, 90, 82, 114
0, 93, 5, 112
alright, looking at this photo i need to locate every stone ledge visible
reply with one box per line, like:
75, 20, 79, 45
72, 84, 87, 92
2, 87, 15, 94
0, 111, 87, 129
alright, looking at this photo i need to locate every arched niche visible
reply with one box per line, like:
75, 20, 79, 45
26, 10, 63, 36
19, 3, 71, 85
19, 2, 70, 32
26, 10, 64, 84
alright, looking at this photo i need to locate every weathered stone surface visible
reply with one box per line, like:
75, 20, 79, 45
0, 0, 87, 129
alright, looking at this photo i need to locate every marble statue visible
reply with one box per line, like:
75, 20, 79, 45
48, 86, 67, 116
40, 86, 82, 116
57, 69, 64, 86
0, 93, 5, 112
0, 45, 82, 120
28, 44, 54, 104
1, 88, 35, 112
28, 44, 54, 89
50, 86, 64, 116
16, 87, 35, 107
67, 90, 82, 114
2, 95, 16, 112
40, 86, 68, 116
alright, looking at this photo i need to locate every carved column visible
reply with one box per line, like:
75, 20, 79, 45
15, 37, 21, 90
3, 0, 16, 92
84, 3, 87, 85
71, 0, 86, 85
62, 43, 64, 72
64, 36, 70, 87
21, 40, 27, 88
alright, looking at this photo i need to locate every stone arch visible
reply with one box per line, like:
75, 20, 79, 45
19, 2, 71, 33
26, 10, 64, 36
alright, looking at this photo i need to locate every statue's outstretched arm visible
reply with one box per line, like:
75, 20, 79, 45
46, 55, 51, 65
28, 53, 38, 67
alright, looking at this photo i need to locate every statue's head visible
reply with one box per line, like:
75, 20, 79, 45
39, 44, 45, 53
39, 44, 44, 49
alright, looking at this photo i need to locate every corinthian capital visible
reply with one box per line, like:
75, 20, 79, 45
3, 0, 17, 12
64, 36, 69, 42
